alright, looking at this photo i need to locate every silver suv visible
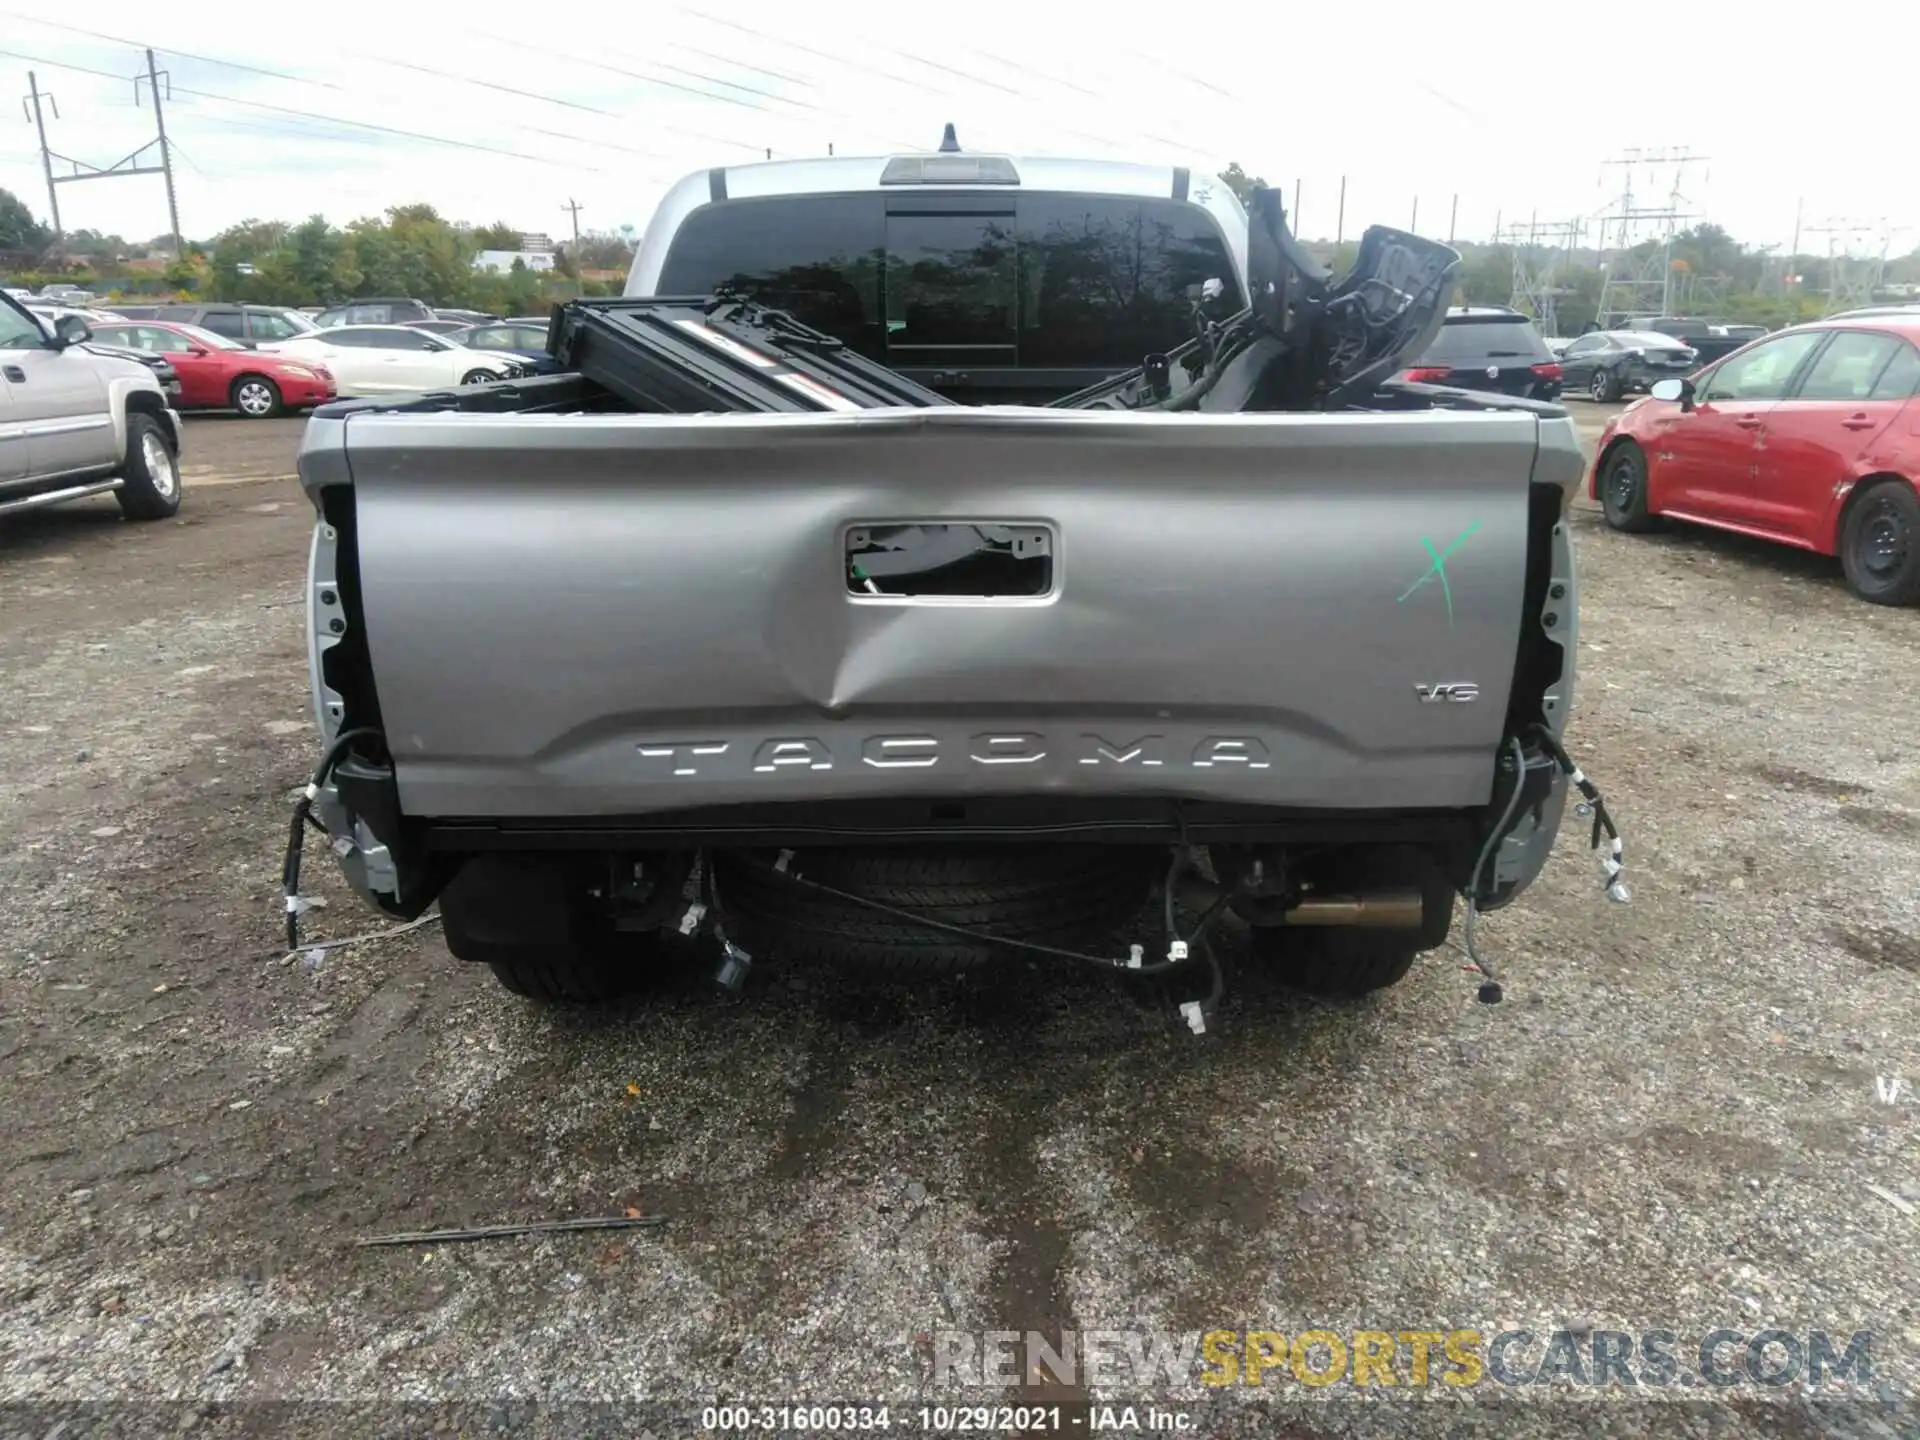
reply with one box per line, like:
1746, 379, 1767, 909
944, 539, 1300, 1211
1, 293, 184, 521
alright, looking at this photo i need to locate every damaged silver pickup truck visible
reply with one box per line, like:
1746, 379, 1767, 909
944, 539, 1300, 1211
284, 186, 1625, 1024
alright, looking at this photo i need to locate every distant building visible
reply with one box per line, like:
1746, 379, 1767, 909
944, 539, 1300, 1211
473, 249, 556, 274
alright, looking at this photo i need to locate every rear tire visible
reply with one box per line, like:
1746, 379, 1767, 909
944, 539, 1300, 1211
710, 846, 1159, 975
440, 854, 655, 1003
1245, 845, 1452, 998
114, 413, 181, 521
230, 374, 283, 419
1598, 440, 1657, 533
1840, 480, 1920, 606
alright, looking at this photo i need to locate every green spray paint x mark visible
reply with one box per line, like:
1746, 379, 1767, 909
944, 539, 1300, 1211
1396, 521, 1482, 626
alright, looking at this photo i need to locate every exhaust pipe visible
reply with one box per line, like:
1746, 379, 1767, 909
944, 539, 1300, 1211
1277, 891, 1425, 927
1174, 871, 1425, 929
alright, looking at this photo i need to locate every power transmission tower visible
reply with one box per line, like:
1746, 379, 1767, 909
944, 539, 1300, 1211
21, 72, 62, 238
1503, 214, 1584, 336
1807, 219, 1888, 314
1593, 147, 1708, 327
25, 50, 183, 255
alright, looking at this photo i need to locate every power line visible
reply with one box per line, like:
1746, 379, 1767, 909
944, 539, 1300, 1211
666, 12, 1224, 160
0, 15, 350, 91
0, 45, 610, 172
426, 37, 789, 118
656, 39, 812, 89
0, 12, 705, 159
470, 31, 903, 155
375, 58, 624, 117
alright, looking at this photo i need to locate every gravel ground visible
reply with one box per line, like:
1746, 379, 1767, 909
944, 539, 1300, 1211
0, 406, 1915, 1439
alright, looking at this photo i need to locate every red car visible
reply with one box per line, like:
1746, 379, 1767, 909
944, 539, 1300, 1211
84, 318, 336, 419
1590, 315, 1920, 605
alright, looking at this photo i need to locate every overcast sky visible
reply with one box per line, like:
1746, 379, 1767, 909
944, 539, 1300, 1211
0, 0, 1913, 257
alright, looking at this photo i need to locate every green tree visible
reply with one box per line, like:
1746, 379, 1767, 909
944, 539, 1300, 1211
0, 188, 53, 254
570, 229, 636, 270
472, 221, 521, 251
1216, 162, 1268, 208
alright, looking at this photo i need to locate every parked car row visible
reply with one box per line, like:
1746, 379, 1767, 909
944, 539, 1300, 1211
1400, 308, 1781, 405
3, 301, 550, 419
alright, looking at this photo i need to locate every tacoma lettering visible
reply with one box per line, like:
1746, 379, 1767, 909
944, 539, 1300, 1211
632, 732, 1292, 774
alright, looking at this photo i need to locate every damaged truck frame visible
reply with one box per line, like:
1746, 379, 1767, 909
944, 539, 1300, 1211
287, 186, 1625, 1022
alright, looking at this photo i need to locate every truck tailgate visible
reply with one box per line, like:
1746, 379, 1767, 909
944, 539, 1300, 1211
308, 406, 1576, 819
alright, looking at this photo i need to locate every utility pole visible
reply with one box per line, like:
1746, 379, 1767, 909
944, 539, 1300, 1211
1448, 194, 1457, 246
22, 72, 62, 238
139, 50, 182, 257
561, 197, 584, 248
1292, 177, 1301, 233
1410, 196, 1419, 234
1335, 176, 1346, 246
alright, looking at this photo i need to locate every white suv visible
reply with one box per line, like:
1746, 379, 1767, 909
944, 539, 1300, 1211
0, 293, 183, 521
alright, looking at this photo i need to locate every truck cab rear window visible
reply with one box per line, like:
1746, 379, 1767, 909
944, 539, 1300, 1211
654, 191, 1237, 375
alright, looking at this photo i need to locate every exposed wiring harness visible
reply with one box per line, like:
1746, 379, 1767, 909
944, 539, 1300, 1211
1461, 730, 1630, 1003
1529, 724, 1628, 902
704, 849, 1230, 1031
281, 726, 382, 952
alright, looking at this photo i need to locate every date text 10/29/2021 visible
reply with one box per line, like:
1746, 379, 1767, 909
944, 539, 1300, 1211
701, 1405, 1193, 1432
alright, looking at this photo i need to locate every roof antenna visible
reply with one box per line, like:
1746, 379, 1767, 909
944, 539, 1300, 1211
937, 123, 960, 153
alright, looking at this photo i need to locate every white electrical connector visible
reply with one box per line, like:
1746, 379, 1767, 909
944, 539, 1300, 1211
1600, 837, 1629, 902
1179, 1000, 1207, 1035
677, 901, 708, 936
775, 849, 794, 874
1127, 944, 1143, 969
1168, 939, 1189, 962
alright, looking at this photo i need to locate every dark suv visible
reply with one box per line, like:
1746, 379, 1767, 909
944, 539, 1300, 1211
1399, 306, 1563, 400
